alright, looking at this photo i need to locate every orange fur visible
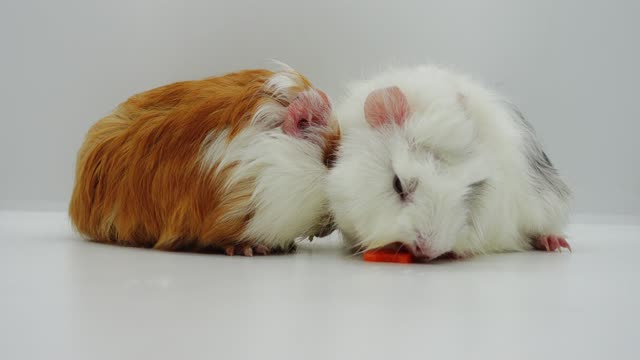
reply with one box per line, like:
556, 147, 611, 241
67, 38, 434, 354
69, 69, 334, 252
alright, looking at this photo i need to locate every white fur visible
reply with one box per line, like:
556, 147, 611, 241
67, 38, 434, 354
263, 67, 308, 104
199, 69, 333, 249
241, 131, 330, 247
328, 65, 570, 258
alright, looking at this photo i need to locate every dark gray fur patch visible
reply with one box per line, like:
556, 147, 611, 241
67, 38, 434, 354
465, 179, 490, 228
465, 179, 489, 205
505, 102, 571, 201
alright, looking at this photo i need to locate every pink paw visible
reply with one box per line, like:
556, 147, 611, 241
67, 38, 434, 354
534, 235, 572, 253
224, 244, 271, 257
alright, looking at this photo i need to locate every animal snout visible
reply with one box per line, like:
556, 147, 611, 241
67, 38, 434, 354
406, 235, 433, 259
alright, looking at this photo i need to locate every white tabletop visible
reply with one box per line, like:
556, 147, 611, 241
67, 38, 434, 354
1, 211, 638, 360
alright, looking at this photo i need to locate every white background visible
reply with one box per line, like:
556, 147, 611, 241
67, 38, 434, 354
1, 0, 638, 216
2, 212, 639, 360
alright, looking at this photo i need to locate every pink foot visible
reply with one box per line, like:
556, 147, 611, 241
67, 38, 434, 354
224, 244, 271, 256
534, 235, 572, 253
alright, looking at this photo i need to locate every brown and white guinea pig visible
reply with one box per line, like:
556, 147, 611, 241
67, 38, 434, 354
69, 66, 340, 256
327, 65, 571, 260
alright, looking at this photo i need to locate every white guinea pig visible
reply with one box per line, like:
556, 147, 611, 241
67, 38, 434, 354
328, 65, 571, 260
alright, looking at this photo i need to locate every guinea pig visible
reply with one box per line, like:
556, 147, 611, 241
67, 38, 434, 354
69, 66, 340, 256
328, 65, 571, 260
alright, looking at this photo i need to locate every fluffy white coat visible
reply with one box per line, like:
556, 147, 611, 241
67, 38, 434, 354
328, 65, 570, 258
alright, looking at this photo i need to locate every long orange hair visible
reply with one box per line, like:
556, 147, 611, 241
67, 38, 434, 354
69, 68, 338, 252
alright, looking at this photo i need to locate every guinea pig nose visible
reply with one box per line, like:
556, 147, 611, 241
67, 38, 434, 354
405, 239, 431, 259
415, 242, 428, 256
410, 234, 433, 258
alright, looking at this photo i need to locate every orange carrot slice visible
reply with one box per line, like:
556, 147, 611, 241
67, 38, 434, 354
363, 249, 414, 263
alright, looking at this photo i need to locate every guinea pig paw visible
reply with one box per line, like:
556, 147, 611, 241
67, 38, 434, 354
252, 245, 271, 255
534, 235, 572, 253
224, 244, 271, 256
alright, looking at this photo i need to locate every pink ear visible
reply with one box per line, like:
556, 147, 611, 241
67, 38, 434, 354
283, 90, 331, 137
282, 104, 309, 137
364, 86, 410, 127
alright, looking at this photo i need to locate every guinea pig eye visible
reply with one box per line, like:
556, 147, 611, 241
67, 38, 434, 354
393, 175, 405, 198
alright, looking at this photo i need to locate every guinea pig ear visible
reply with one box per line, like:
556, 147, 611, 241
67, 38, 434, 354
364, 86, 410, 128
282, 89, 331, 138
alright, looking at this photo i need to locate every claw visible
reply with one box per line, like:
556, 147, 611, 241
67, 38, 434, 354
558, 238, 572, 252
253, 245, 270, 255
224, 246, 235, 256
534, 235, 572, 253
539, 236, 551, 252
242, 246, 253, 257
548, 236, 560, 252
224, 244, 271, 256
